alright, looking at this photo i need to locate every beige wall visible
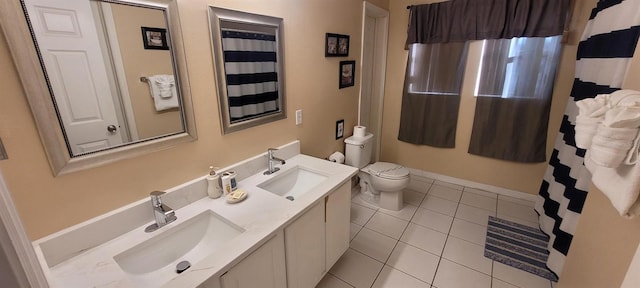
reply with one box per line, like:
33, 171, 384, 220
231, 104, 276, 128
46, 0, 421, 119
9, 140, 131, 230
110, 3, 182, 139
558, 186, 640, 288
0, 0, 369, 240
381, 0, 592, 194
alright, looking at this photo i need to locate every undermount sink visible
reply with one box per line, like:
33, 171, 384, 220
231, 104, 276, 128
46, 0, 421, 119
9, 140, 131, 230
258, 166, 328, 200
114, 210, 244, 284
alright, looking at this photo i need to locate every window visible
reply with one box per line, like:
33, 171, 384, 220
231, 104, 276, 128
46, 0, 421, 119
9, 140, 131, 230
406, 43, 468, 95
475, 36, 562, 99
398, 42, 468, 148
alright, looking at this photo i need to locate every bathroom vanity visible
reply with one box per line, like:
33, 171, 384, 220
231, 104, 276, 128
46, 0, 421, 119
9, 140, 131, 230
32, 141, 358, 287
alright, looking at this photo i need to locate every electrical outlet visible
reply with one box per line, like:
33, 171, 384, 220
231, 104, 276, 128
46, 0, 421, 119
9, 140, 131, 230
295, 110, 302, 125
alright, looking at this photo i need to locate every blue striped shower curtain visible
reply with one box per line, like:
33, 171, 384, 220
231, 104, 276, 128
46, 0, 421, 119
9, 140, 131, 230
535, 0, 640, 278
221, 30, 280, 122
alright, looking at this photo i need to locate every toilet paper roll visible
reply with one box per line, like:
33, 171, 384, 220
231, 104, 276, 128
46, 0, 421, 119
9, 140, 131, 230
354, 126, 367, 138
329, 151, 345, 164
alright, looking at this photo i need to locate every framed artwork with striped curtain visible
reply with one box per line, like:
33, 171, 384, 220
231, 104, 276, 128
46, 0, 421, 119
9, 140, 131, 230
209, 7, 286, 134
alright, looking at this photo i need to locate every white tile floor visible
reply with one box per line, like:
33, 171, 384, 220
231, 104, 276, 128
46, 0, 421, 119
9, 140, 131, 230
317, 176, 554, 288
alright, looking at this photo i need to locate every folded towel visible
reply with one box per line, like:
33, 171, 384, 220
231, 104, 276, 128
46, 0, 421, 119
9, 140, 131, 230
575, 95, 610, 149
576, 95, 610, 117
590, 125, 639, 167
585, 152, 640, 218
575, 116, 601, 149
594, 105, 640, 166
602, 106, 640, 128
625, 131, 640, 165
608, 89, 640, 107
582, 89, 640, 219
147, 75, 178, 111
153, 74, 175, 98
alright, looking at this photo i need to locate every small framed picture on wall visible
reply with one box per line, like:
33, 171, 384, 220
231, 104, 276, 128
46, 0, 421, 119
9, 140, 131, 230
141, 27, 169, 50
339, 60, 356, 89
325, 33, 349, 57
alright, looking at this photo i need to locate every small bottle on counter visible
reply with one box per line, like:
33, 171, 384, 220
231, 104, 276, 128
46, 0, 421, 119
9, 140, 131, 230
206, 166, 222, 199
228, 171, 237, 191
221, 171, 237, 194
221, 172, 232, 195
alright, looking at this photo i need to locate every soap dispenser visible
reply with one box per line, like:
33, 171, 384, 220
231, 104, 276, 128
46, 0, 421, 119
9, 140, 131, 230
207, 166, 222, 199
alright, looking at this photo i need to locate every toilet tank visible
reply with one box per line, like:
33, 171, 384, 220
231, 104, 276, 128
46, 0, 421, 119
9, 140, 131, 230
344, 133, 374, 168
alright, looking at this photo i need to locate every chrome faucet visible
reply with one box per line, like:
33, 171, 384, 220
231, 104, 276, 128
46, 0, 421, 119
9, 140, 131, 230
145, 191, 177, 233
264, 148, 286, 175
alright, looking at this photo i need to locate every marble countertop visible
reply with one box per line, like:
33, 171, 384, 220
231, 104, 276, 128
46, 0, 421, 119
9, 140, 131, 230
36, 153, 358, 288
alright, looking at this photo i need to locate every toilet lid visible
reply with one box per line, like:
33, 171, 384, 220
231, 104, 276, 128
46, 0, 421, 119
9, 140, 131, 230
364, 162, 409, 180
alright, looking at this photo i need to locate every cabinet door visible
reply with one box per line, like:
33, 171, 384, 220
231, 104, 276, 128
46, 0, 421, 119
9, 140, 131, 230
220, 232, 286, 288
284, 201, 326, 288
325, 182, 351, 269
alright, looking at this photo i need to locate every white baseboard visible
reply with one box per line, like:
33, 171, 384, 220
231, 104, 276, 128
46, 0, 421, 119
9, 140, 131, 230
407, 168, 539, 203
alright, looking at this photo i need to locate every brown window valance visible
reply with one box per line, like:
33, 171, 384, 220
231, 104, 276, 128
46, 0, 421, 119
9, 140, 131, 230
406, 0, 571, 45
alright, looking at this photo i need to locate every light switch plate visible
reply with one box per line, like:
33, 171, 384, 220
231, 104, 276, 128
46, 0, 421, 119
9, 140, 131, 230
295, 110, 302, 125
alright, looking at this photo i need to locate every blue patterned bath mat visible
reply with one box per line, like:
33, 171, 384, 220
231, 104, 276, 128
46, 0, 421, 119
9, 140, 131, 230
484, 216, 558, 282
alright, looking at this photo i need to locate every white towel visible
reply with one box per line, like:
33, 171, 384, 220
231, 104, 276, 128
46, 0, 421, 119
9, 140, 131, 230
589, 104, 640, 167
147, 74, 179, 111
608, 89, 640, 107
581, 92, 640, 166
574, 95, 610, 149
575, 116, 602, 149
626, 131, 640, 165
585, 153, 640, 218
582, 89, 640, 218
589, 126, 638, 167
602, 105, 640, 128
612, 105, 640, 165
576, 94, 610, 117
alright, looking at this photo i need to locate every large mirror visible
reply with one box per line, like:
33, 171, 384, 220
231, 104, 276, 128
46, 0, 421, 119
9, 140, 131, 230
0, 0, 196, 175
209, 7, 286, 134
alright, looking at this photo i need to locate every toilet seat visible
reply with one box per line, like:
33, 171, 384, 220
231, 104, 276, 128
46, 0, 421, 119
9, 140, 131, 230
364, 162, 409, 180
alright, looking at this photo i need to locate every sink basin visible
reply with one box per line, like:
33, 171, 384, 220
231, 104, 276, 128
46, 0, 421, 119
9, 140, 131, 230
258, 166, 328, 200
114, 210, 244, 284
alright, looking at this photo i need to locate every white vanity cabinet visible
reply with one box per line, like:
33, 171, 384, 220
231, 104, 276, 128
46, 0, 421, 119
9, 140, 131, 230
325, 181, 351, 269
219, 232, 287, 288
284, 201, 326, 288
28, 148, 360, 288
284, 181, 352, 288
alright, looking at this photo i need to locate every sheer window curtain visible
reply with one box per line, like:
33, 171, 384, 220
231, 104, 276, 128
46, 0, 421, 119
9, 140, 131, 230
398, 43, 468, 147
469, 36, 562, 162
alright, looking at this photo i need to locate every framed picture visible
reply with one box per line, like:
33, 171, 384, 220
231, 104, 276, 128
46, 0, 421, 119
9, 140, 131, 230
339, 60, 355, 89
141, 27, 169, 50
325, 33, 349, 57
336, 119, 344, 139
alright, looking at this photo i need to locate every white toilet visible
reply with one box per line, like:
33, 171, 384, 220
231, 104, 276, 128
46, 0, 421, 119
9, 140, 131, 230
344, 133, 410, 211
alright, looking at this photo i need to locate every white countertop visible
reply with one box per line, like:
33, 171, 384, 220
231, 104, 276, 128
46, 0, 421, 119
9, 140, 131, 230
37, 154, 358, 288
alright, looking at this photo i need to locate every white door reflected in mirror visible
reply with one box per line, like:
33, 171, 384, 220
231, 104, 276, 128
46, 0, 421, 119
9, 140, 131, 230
1, 0, 196, 175
22, 0, 184, 156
